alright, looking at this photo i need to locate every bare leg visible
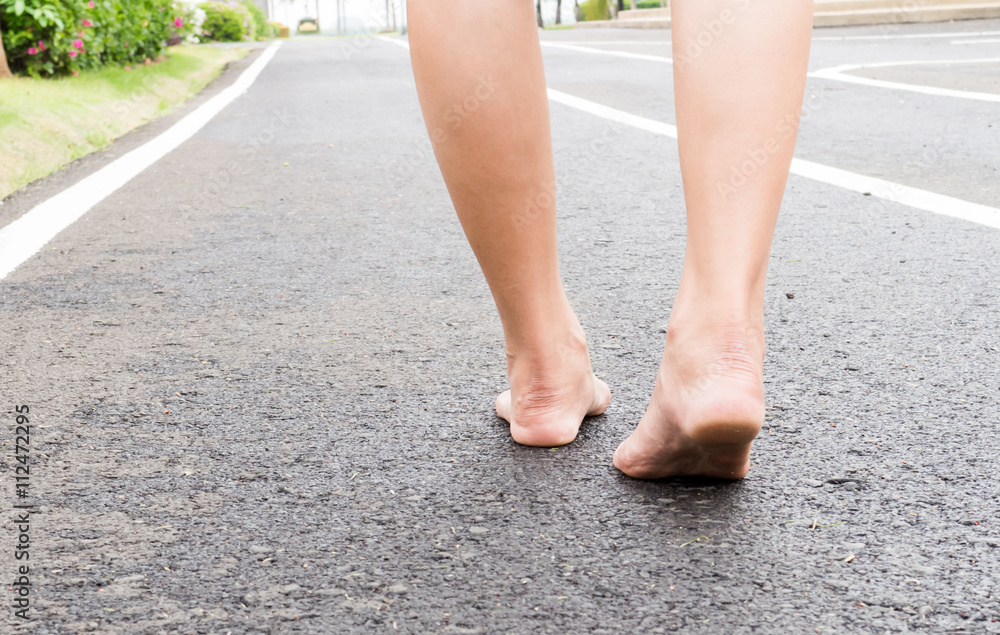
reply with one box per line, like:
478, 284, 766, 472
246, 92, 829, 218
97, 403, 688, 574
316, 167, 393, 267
408, 1, 610, 446
614, 0, 813, 479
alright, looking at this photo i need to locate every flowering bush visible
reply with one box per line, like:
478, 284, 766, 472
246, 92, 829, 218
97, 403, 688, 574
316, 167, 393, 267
0, 0, 183, 76
169, 3, 205, 45
240, 0, 268, 39
198, 1, 253, 42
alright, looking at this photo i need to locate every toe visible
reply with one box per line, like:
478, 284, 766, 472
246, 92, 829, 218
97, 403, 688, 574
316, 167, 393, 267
495, 390, 513, 423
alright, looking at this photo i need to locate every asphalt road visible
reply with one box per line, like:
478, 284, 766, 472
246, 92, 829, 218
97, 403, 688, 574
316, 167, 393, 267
1, 19, 999, 635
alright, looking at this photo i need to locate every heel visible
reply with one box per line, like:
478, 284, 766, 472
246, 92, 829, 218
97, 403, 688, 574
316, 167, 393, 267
686, 418, 762, 446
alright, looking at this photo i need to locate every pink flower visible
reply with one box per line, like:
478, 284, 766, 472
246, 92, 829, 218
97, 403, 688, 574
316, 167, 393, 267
69, 50, 78, 57
82, 19, 93, 27
72, 70, 79, 76
124, 65, 132, 71
73, 39, 84, 49
37, 40, 46, 51
88, 1, 94, 7
27, 47, 38, 55
174, 17, 183, 28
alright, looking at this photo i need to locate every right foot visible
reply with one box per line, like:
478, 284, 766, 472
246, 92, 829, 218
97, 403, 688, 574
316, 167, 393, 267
613, 319, 765, 480
495, 326, 610, 447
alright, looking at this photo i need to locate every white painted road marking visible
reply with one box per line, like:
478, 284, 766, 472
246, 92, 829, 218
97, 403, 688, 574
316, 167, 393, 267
548, 86, 1000, 230
951, 38, 1000, 44
0, 43, 282, 281
544, 40, 1000, 105
810, 58, 1000, 102
501, 29, 1000, 46
547, 88, 677, 137
545, 88, 1000, 229
535, 40, 670, 45
381, 36, 999, 230
813, 29, 1000, 41
540, 41, 673, 63
377, 35, 411, 50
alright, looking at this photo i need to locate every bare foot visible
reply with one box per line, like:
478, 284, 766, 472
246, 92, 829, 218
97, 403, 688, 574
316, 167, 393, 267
496, 326, 611, 447
614, 319, 765, 480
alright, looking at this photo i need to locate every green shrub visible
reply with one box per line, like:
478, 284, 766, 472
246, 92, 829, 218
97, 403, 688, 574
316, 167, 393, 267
578, 0, 610, 21
0, 0, 179, 77
239, 0, 269, 40
199, 1, 252, 42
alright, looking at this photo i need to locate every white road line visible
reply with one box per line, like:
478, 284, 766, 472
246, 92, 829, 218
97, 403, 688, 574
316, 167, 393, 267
540, 41, 672, 63
380, 37, 1000, 230
951, 38, 1000, 44
377, 35, 411, 50
538, 40, 670, 45
813, 29, 1000, 41
547, 89, 677, 137
788, 159, 1000, 230
540, 40, 999, 104
0, 43, 282, 281
551, 88, 1000, 230
816, 56, 1000, 72
541, 32, 1000, 45
809, 57, 1000, 102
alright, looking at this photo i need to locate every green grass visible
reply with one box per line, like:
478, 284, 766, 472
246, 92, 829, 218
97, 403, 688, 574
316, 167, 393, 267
0, 45, 248, 200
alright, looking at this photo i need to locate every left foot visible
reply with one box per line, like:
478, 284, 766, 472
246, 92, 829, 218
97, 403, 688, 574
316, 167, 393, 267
495, 322, 610, 447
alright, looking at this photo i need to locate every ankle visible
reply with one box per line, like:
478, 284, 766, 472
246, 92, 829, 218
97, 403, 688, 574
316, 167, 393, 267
503, 300, 589, 363
505, 323, 590, 377
672, 264, 767, 329
661, 312, 765, 387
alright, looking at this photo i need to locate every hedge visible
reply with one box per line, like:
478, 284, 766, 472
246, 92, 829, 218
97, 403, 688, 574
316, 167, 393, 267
198, 1, 253, 42
0, 0, 190, 76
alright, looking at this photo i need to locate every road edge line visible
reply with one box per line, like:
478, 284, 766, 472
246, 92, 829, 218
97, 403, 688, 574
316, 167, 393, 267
0, 42, 282, 281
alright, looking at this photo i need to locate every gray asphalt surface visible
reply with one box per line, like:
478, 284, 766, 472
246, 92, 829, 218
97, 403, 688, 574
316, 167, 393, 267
1, 19, 999, 634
